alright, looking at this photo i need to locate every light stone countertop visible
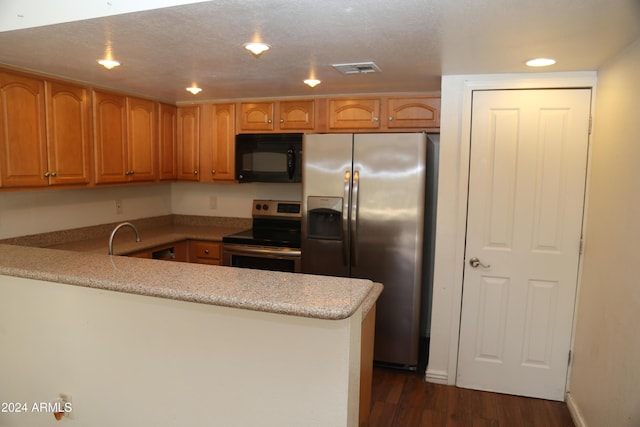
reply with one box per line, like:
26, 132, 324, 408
46, 223, 247, 255
0, 243, 380, 320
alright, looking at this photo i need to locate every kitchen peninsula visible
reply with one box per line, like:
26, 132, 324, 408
0, 236, 381, 426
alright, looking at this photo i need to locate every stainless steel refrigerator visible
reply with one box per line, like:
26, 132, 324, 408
301, 133, 428, 368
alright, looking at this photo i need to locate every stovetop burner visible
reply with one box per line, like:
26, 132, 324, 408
222, 200, 301, 249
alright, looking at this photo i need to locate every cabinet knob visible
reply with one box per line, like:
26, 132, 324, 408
44, 172, 50, 178
194, 170, 199, 175
204, 249, 209, 254
280, 119, 285, 123
267, 119, 272, 124
373, 117, 380, 122
388, 117, 394, 121
51, 171, 57, 177
211, 170, 216, 175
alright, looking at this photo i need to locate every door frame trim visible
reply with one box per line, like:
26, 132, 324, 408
426, 73, 597, 392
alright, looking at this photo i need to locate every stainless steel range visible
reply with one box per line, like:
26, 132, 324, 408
222, 200, 301, 272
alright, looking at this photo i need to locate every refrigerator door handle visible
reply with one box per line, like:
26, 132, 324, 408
351, 170, 360, 266
342, 170, 351, 266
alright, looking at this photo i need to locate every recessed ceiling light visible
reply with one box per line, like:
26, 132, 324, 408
243, 42, 271, 57
304, 79, 321, 88
525, 58, 556, 67
186, 86, 202, 95
98, 59, 120, 70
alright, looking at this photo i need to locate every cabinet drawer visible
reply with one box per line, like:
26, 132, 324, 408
190, 241, 221, 264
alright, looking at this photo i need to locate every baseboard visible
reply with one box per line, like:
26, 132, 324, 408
424, 368, 449, 384
566, 392, 587, 427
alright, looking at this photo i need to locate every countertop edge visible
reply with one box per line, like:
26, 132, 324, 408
0, 244, 378, 321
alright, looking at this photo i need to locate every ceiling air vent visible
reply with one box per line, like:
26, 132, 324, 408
332, 62, 381, 74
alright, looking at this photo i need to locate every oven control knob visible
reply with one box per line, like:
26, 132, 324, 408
262, 204, 269, 211
255, 204, 261, 210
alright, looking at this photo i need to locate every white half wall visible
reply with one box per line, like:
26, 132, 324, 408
0, 274, 362, 427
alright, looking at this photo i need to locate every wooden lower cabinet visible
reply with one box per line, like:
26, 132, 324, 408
128, 241, 188, 262
188, 240, 222, 265
127, 240, 222, 265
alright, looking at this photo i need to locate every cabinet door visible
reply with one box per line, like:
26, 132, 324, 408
177, 106, 200, 181
127, 97, 157, 182
386, 97, 440, 129
159, 103, 177, 181
279, 100, 314, 130
45, 81, 91, 186
210, 103, 235, 181
328, 99, 381, 129
0, 71, 48, 187
93, 90, 128, 184
239, 102, 274, 131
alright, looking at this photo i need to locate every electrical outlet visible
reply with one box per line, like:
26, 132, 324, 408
115, 199, 123, 215
209, 196, 217, 210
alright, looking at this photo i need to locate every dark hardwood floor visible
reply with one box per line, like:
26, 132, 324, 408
365, 341, 575, 427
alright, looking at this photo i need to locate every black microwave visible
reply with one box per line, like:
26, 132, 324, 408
235, 133, 303, 183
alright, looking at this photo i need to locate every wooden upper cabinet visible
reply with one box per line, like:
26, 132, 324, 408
159, 103, 177, 181
127, 96, 157, 182
0, 71, 48, 188
93, 90, 128, 184
93, 90, 158, 184
238, 100, 315, 132
177, 105, 200, 181
278, 100, 314, 130
329, 98, 381, 130
208, 103, 235, 181
239, 102, 274, 131
386, 97, 440, 129
45, 81, 92, 186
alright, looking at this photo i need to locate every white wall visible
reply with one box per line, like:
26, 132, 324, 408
567, 38, 640, 427
427, 72, 597, 385
0, 274, 362, 427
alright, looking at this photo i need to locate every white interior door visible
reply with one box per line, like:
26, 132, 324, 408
457, 89, 591, 401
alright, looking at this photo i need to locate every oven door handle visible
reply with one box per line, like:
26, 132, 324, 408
223, 244, 301, 258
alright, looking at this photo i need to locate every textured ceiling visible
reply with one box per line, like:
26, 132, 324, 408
0, 0, 639, 103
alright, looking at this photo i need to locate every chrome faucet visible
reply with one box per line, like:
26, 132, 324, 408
108, 222, 142, 255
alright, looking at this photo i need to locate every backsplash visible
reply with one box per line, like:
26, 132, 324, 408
0, 181, 300, 240
0, 215, 252, 248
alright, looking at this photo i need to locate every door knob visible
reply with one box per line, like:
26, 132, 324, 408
469, 257, 491, 269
